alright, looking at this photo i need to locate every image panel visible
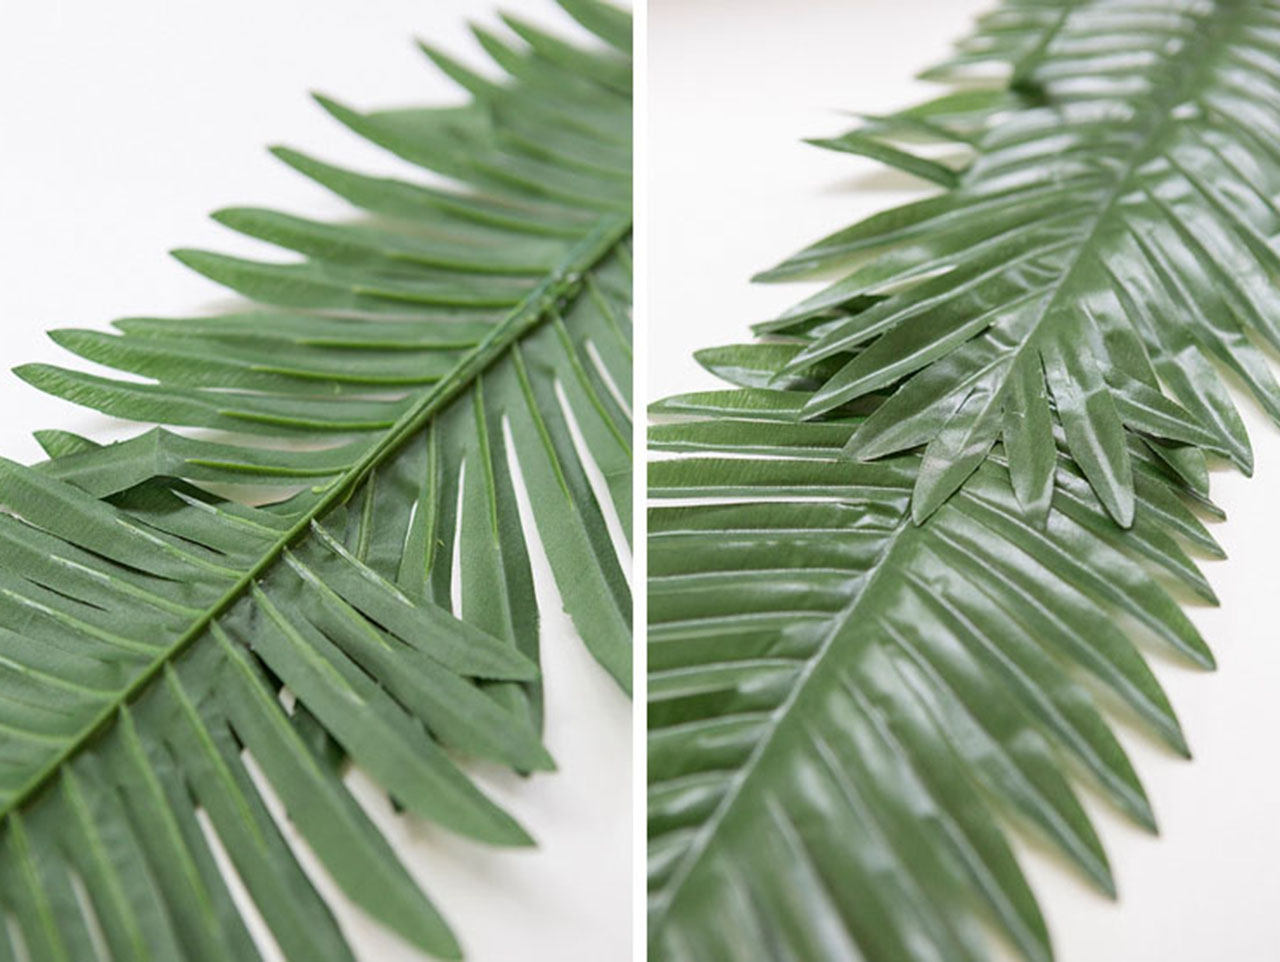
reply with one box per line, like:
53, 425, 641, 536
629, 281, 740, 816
0, 1, 633, 960
646, 2, 1280, 961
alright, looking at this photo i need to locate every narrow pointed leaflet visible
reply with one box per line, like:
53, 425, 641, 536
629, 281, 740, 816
0, 3, 632, 960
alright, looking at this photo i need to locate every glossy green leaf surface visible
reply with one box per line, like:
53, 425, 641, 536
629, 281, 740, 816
0, 2, 631, 959
764, 0, 1280, 526
647, 2, 1269, 960
649, 367, 1219, 962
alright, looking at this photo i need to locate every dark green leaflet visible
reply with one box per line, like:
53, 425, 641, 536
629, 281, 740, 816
765, 0, 1280, 528
646, 1, 1275, 959
647, 358, 1218, 962
0, 2, 631, 960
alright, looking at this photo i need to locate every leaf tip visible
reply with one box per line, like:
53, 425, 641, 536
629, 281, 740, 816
506, 819, 538, 848
268, 144, 303, 167
311, 92, 358, 125
44, 327, 78, 349
1110, 495, 1136, 530
798, 386, 842, 422
209, 206, 243, 227
1100, 874, 1119, 901
12, 362, 52, 387
414, 38, 452, 69
1132, 797, 1159, 836
530, 745, 558, 773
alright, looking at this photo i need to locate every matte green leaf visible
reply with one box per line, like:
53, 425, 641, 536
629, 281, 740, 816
0, 6, 632, 961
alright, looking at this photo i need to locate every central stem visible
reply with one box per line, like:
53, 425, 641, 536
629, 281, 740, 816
0, 212, 632, 820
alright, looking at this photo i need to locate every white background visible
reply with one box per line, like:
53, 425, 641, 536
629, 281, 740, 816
0, 2, 630, 961
649, 0, 1280, 960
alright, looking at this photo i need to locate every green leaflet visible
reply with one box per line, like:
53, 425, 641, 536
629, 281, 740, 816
647, 1, 1267, 960
764, 0, 1280, 527
647, 358, 1219, 962
0, 2, 631, 960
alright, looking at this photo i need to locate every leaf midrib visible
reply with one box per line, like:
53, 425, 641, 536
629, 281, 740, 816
650, 502, 917, 929
831, 0, 1255, 490
654, 2, 1258, 932
982, 0, 1251, 358
0, 211, 631, 821
653, 1, 1245, 884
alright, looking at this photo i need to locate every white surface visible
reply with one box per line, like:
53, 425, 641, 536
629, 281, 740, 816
648, 1, 1280, 960
0, 2, 631, 961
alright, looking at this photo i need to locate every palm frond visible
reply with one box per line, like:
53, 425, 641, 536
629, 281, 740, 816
762, 0, 1280, 527
0, 2, 630, 960
646, 2, 1272, 959
647, 344, 1217, 962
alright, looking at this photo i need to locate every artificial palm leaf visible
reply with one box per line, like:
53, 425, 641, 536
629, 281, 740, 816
646, 1, 1270, 959
761, 0, 1280, 527
647, 345, 1218, 962
0, 2, 631, 960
